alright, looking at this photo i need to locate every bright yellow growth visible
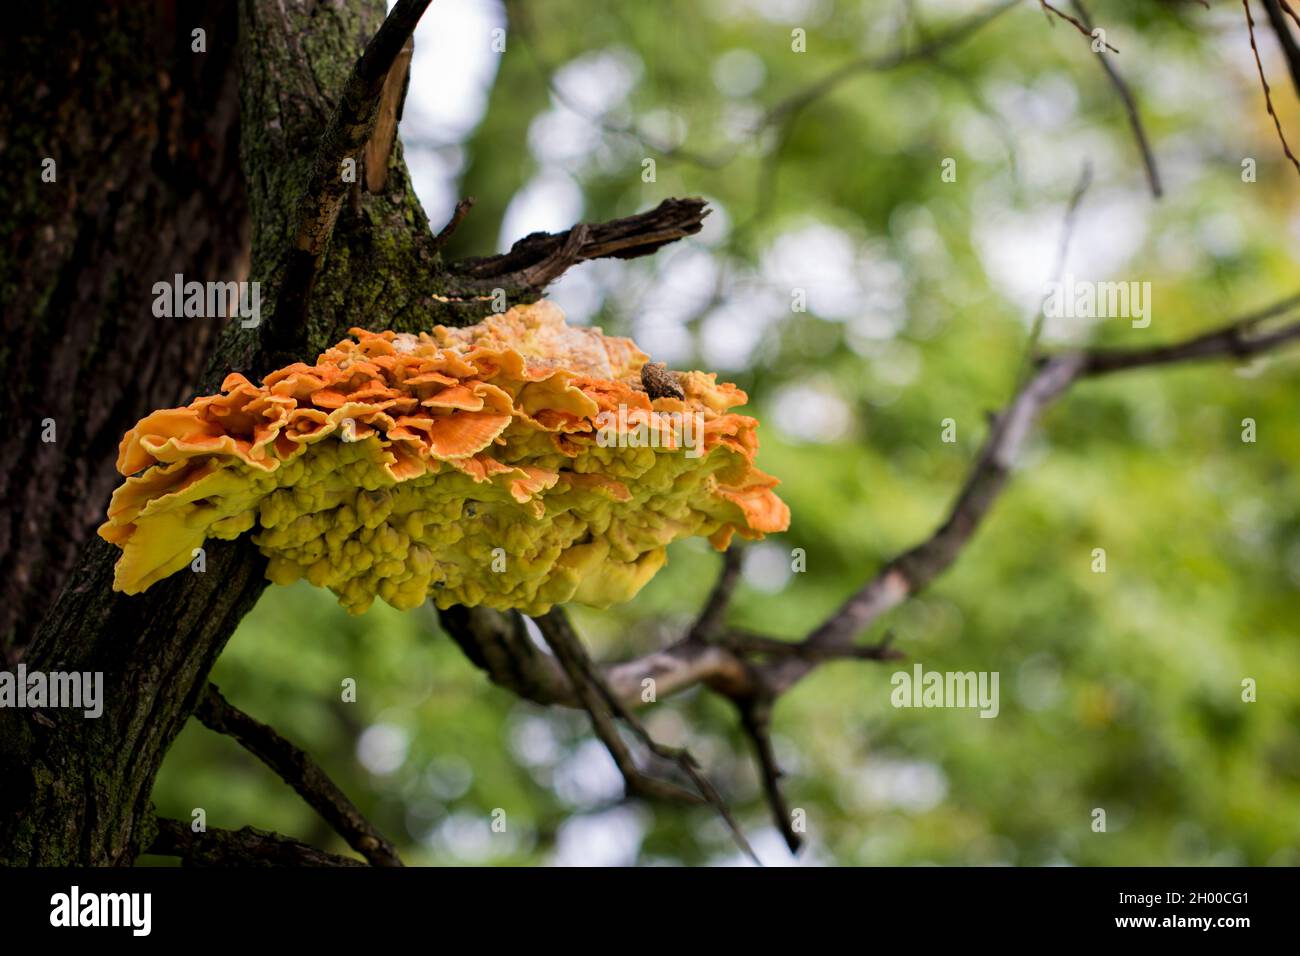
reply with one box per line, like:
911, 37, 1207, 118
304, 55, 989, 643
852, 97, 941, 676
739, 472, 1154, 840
100, 301, 789, 615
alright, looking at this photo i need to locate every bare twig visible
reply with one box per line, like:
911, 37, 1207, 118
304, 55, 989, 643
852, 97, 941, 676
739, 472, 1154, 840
1066, 1, 1162, 197
148, 818, 366, 867
1262, 0, 1300, 98
530, 610, 703, 806
1039, 0, 1119, 52
765, 0, 1020, 125
533, 609, 760, 865
263, 0, 434, 365
687, 547, 745, 644
726, 629, 905, 662
790, 295, 1300, 669
511, 0, 1016, 171
432, 197, 476, 253
1017, 161, 1093, 389
194, 684, 404, 867
1244, 0, 1300, 175
438, 605, 751, 708
736, 697, 800, 854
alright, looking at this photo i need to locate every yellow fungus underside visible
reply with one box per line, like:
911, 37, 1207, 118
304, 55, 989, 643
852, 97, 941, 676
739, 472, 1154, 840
99, 301, 789, 615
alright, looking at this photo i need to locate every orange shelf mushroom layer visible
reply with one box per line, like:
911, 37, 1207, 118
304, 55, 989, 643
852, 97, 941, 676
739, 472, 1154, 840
99, 300, 790, 615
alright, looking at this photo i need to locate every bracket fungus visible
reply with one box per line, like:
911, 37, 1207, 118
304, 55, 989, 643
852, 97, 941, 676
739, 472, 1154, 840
99, 301, 790, 615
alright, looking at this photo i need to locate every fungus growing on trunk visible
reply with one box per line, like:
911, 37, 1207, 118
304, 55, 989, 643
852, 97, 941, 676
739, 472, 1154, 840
99, 301, 789, 615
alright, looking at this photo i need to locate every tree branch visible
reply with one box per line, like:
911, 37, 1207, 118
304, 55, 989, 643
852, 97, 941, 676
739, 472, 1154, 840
1065, 0, 1162, 198
765, 0, 1019, 125
1244, 0, 1300, 176
194, 684, 403, 867
1039, 0, 1118, 52
533, 608, 760, 865
686, 546, 745, 644
148, 818, 366, 868
736, 697, 800, 854
791, 296, 1300, 674
443, 198, 710, 300
1262, 0, 1300, 99
262, 0, 434, 365
432, 196, 476, 253
437, 605, 752, 708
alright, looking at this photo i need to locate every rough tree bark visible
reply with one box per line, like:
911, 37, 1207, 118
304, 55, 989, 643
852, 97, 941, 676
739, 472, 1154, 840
0, 0, 461, 866
0, 1, 247, 650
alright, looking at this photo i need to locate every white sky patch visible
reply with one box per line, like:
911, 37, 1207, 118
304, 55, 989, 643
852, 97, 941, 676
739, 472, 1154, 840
985, 74, 1079, 135
720, 101, 765, 144
554, 738, 625, 808
424, 755, 474, 800
699, 291, 777, 370
395, 0, 505, 223
849, 757, 948, 813
508, 711, 564, 768
634, 322, 695, 367
761, 224, 906, 325
638, 108, 690, 151
637, 247, 720, 326
544, 263, 608, 326
552, 805, 649, 866
712, 48, 766, 98
553, 47, 643, 117
357, 722, 409, 775
720, 0, 832, 26
498, 170, 585, 252
528, 48, 643, 173
971, 184, 1150, 335
528, 104, 604, 169
695, 197, 731, 247
402, 146, 463, 233
742, 540, 793, 593
431, 810, 520, 862
397, 0, 505, 142
711, 826, 818, 867
771, 381, 853, 444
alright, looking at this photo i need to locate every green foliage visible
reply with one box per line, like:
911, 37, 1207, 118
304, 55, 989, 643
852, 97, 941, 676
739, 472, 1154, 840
151, 0, 1300, 865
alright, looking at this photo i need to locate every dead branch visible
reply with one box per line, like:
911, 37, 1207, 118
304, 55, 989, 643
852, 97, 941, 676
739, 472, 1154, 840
194, 684, 403, 867
1244, 0, 1300, 175
532, 608, 760, 864
148, 818, 366, 867
1262, 0, 1300, 98
444, 198, 710, 299
1066, 0, 1162, 197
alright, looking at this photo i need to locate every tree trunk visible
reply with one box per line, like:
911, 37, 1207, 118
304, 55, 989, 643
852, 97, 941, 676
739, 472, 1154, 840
0, 0, 247, 651
0, 0, 441, 865
0, 0, 710, 866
